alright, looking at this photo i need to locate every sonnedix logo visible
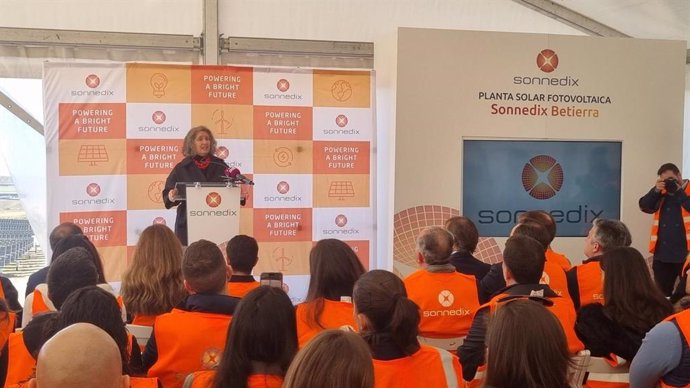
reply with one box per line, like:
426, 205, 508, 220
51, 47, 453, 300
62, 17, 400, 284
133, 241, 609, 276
521, 155, 564, 200
206, 192, 222, 208
536, 49, 558, 73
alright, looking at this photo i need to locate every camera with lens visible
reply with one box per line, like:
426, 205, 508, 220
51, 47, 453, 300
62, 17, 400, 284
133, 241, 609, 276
664, 178, 679, 193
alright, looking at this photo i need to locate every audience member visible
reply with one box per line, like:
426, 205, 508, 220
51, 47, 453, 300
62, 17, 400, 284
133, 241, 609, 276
404, 227, 480, 338
670, 257, 690, 305
143, 239, 239, 388
225, 235, 260, 298
511, 222, 569, 298
25, 222, 83, 297
23, 234, 125, 327
458, 235, 582, 381
354, 269, 463, 388
483, 299, 572, 388
630, 305, 690, 388
184, 286, 298, 388
445, 216, 491, 280
295, 239, 365, 347
1, 312, 60, 386
29, 323, 129, 388
566, 218, 632, 309
575, 247, 673, 361
121, 224, 187, 326
518, 210, 572, 270
56, 286, 143, 376
22, 247, 99, 326
283, 330, 374, 388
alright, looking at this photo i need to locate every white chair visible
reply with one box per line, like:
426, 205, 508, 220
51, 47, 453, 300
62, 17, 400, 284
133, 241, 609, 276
417, 336, 465, 352
585, 355, 630, 386
126, 324, 153, 347
568, 350, 591, 388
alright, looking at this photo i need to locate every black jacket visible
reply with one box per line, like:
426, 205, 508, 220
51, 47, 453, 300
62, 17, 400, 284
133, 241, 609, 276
449, 251, 491, 282
162, 156, 229, 245
575, 303, 646, 361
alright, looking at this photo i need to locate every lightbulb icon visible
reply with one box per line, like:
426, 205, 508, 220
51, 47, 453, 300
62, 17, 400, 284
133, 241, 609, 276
150, 73, 168, 98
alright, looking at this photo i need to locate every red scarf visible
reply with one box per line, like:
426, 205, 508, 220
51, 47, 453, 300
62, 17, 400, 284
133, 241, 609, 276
193, 156, 210, 170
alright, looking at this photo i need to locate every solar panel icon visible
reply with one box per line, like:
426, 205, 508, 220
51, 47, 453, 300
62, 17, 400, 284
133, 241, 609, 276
328, 180, 355, 200
78, 145, 109, 166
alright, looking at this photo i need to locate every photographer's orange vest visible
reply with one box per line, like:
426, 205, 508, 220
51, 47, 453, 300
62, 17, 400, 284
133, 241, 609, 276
373, 345, 463, 388
649, 184, 690, 253
404, 270, 480, 338
147, 309, 232, 388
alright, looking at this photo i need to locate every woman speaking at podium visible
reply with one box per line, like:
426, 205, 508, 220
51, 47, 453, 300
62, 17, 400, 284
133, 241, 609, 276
162, 126, 228, 246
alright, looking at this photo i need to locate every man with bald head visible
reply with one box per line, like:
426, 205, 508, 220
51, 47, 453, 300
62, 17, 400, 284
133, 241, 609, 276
403, 226, 481, 339
29, 323, 129, 388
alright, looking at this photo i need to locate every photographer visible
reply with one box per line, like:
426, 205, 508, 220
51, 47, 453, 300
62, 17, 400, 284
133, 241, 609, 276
639, 163, 690, 296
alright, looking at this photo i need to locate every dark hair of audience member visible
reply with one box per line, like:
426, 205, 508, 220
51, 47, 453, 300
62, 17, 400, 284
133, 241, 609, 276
50, 234, 106, 283
55, 286, 131, 374
601, 247, 673, 334
121, 224, 187, 316
517, 210, 556, 244
444, 216, 479, 255
483, 299, 571, 388
23, 312, 61, 358
305, 239, 366, 329
283, 330, 374, 388
48, 222, 83, 251
511, 222, 550, 251
502, 235, 545, 285
353, 269, 420, 356
47, 247, 99, 309
226, 235, 259, 274
183, 240, 228, 294
592, 218, 632, 251
213, 287, 297, 388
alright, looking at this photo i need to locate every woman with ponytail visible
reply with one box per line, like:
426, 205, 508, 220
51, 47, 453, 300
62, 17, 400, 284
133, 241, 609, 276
353, 270, 463, 388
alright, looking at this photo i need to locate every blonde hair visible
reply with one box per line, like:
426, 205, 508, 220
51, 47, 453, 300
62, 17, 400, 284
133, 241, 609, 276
283, 330, 374, 388
182, 126, 217, 157
121, 224, 187, 316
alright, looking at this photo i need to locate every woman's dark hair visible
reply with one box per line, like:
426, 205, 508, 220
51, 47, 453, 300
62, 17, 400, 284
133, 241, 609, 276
305, 239, 365, 329
55, 286, 129, 373
50, 234, 106, 283
483, 299, 571, 388
601, 247, 673, 333
213, 287, 297, 388
353, 270, 420, 356
23, 311, 61, 358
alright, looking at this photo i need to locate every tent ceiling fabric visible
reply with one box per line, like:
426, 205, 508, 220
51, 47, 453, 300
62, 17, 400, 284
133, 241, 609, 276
558, 0, 690, 48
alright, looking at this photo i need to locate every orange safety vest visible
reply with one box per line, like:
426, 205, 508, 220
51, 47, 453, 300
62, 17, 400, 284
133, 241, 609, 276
484, 293, 584, 354
5, 332, 36, 387
575, 261, 605, 308
659, 309, 690, 388
649, 184, 690, 253
32, 289, 124, 316
404, 270, 480, 338
295, 299, 356, 348
132, 314, 157, 327
542, 261, 570, 299
373, 345, 463, 388
227, 281, 260, 299
546, 248, 572, 271
130, 377, 160, 388
147, 309, 232, 388
185, 371, 283, 388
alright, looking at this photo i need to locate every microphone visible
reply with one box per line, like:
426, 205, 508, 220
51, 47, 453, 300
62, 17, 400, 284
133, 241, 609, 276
225, 167, 255, 185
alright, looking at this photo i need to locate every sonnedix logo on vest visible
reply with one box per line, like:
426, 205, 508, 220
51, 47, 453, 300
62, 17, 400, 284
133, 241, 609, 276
422, 290, 471, 318
477, 155, 604, 226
